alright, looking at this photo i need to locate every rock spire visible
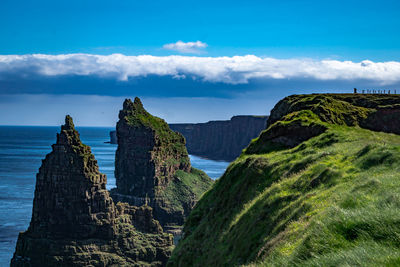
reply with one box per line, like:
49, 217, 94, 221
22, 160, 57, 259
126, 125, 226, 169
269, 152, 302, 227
11, 115, 173, 266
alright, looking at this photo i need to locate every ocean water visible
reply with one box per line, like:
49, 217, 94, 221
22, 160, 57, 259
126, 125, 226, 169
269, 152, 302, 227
0, 126, 229, 266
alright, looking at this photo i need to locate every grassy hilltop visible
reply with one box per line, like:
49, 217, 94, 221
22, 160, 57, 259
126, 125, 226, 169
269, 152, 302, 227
169, 94, 400, 266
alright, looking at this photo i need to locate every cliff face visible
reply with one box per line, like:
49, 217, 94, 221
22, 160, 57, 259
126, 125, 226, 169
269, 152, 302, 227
169, 115, 268, 161
11, 116, 173, 267
110, 115, 268, 161
112, 98, 213, 228
169, 94, 400, 266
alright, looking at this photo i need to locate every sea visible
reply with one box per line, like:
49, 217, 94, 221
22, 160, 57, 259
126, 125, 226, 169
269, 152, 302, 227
0, 126, 230, 266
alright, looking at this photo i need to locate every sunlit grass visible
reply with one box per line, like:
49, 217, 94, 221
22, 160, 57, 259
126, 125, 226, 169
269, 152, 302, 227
169, 124, 400, 266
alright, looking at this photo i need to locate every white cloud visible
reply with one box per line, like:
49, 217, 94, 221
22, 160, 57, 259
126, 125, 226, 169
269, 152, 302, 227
162, 41, 208, 54
0, 53, 400, 85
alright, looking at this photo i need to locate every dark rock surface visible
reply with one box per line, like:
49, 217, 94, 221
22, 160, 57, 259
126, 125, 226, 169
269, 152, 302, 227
110, 130, 117, 144
169, 116, 268, 161
245, 116, 327, 154
11, 116, 173, 267
110, 115, 268, 161
112, 98, 213, 228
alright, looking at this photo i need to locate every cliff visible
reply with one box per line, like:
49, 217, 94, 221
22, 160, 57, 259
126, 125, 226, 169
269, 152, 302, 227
169, 115, 268, 161
110, 115, 268, 161
111, 98, 213, 228
169, 94, 400, 266
11, 116, 173, 267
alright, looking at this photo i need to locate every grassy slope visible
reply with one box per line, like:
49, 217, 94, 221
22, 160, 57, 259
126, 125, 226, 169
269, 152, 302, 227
158, 168, 213, 213
169, 94, 400, 266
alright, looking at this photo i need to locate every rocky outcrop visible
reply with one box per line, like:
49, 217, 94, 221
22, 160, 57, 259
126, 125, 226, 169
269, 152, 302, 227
11, 116, 173, 267
360, 106, 400, 134
246, 94, 400, 155
110, 116, 268, 161
267, 94, 400, 134
110, 130, 117, 144
245, 112, 327, 154
112, 98, 213, 228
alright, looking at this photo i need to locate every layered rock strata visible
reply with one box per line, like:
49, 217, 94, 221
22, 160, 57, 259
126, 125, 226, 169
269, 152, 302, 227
112, 98, 213, 228
169, 115, 268, 161
11, 116, 173, 267
110, 115, 268, 161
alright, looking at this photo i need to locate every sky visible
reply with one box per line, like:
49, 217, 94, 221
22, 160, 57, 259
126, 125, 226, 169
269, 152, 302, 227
1, 0, 400, 126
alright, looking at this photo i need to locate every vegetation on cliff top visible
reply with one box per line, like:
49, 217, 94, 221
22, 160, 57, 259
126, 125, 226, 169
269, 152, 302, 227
169, 94, 400, 266
123, 97, 187, 144
121, 97, 190, 169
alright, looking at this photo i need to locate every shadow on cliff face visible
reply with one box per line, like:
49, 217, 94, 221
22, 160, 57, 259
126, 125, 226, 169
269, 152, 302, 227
110, 97, 213, 230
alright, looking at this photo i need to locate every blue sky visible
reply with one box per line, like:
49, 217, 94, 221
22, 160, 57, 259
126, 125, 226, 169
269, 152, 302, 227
1, 0, 400, 125
1, 0, 400, 60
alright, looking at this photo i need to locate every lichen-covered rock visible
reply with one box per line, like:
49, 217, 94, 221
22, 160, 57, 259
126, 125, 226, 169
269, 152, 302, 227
112, 98, 213, 227
11, 116, 173, 267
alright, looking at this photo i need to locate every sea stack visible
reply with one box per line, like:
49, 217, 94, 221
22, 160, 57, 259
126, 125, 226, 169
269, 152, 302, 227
11, 115, 173, 266
112, 98, 213, 228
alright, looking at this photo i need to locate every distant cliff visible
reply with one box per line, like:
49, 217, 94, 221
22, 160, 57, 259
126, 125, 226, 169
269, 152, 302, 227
169, 116, 268, 161
110, 115, 268, 161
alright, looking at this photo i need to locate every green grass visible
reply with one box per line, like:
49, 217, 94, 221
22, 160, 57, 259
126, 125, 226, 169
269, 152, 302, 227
269, 94, 373, 126
124, 97, 185, 145
158, 168, 213, 213
168, 94, 400, 267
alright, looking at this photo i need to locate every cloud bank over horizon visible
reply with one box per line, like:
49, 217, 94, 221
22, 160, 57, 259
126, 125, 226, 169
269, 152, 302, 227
1, 53, 400, 87
1, 53, 400, 125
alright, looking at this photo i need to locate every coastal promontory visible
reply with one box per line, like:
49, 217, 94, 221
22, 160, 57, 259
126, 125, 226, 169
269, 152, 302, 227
169, 94, 400, 266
